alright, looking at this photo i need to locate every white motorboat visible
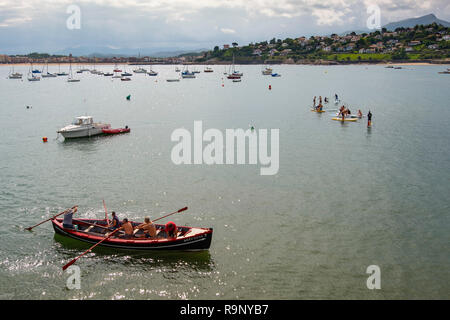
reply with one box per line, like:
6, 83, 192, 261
133, 67, 147, 73
262, 67, 272, 75
57, 116, 111, 139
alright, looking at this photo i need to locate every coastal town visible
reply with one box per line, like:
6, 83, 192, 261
0, 23, 449, 65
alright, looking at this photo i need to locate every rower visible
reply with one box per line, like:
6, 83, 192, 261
135, 217, 156, 238
118, 218, 134, 239
109, 211, 120, 230
165, 221, 178, 239
63, 206, 78, 229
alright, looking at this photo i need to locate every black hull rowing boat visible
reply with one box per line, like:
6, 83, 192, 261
51, 218, 213, 251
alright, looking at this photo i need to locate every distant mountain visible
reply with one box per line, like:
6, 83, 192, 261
383, 13, 450, 31
336, 13, 450, 36
54, 46, 208, 58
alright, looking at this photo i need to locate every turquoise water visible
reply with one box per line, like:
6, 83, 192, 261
0, 64, 449, 299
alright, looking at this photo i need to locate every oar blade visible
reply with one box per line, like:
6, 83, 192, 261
62, 259, 76, 271
178, 206, 188, 213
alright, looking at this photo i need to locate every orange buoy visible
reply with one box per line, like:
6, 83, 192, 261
42, 137, 48, 143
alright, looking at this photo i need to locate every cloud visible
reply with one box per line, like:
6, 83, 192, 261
0, 0, 449, 53
220, 28, 236, 34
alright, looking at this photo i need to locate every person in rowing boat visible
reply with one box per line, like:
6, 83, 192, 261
63, 206, 78, 229
317, 102, 323, 111
109, 211, 120, 230
324, 97, 329, 103
135, 217, 156, 238
313, 96, 316, 108
165, 221, 178, 239
118, 218, 134, 239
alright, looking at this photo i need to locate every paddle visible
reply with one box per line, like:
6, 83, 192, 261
62, 206, 188, 270
25, 206, 77, 231
103, 199, 109, 226
62, 228, 119, 271
152, 206, 188, 223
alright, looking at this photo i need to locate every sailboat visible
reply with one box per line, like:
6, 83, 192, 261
147, 65, 158, 76
57, 63, 68, 76
227, 55, 242, 79
28, 63, 41, 81
113, 64, 122, 73
8, 66, 22, 79
181, 65, 195, 78
42, 62, 57, 78
67, 59, 80, 82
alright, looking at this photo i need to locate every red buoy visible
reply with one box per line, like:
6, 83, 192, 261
42, 137, 48, 143
269, 85, 272, 90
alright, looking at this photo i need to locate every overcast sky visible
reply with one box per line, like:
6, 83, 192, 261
1, 0, 449, 54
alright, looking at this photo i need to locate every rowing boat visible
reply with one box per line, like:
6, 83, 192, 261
102, 127, 130, 135
51, 218, 213, 251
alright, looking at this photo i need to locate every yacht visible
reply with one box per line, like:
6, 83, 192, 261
133, 67, 147, 73
262, 67, 272, 75
8, 67, 22, 79
67, 60, 80, 82
28, 74, 41, 81
57, 116, 111, 139
42, 62, 57, 78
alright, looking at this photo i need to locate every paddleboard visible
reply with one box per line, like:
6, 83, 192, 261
311, 109, 325, 113
332, 117, 357, 122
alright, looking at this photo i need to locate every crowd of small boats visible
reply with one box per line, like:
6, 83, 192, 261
311, 95, 372, 126
6, 63, 222, 82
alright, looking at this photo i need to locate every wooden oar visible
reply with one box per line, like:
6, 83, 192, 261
62, 228, 119, 271
102, 199, 109, 226
25, 206, 77, 231
152, 207, 188, 223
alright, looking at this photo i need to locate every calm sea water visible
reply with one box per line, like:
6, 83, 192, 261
0, 64, 449, 299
